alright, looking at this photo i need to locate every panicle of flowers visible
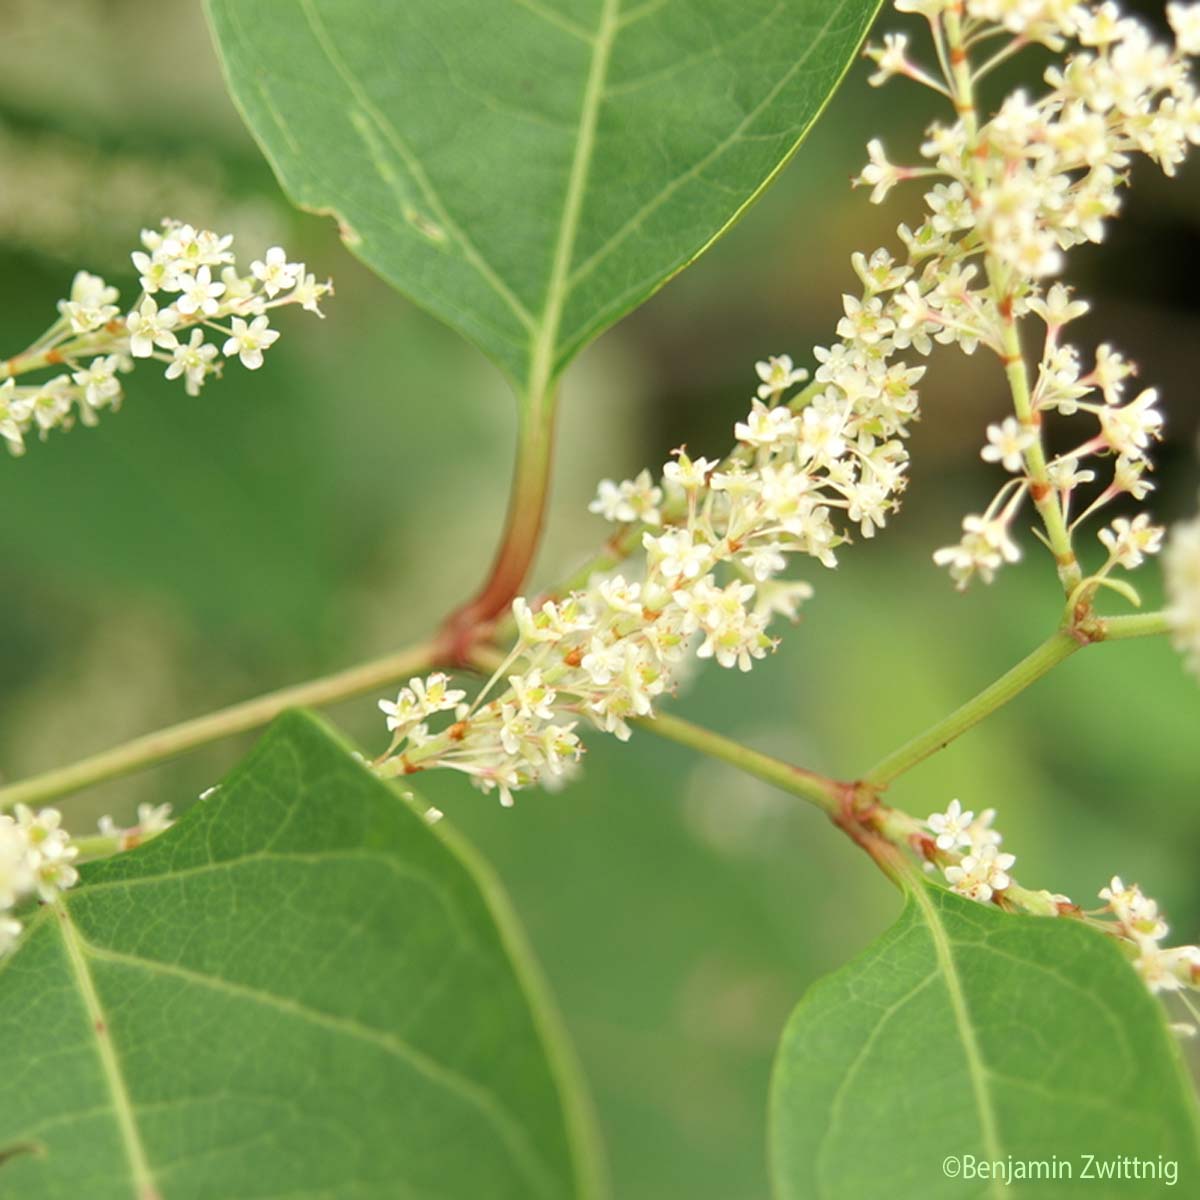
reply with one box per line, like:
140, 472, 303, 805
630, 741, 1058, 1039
922, 797, 1200, 1015
370, 0, 1200, 807
374, 320, 927, 803
861, 2, 1200, 593
0, 805, 81, 957
0, 219, 332, 458
1164, 501, 1200, 679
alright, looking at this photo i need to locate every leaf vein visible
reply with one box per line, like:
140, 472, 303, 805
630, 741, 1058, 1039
510, 0, 596, 43
296, 0, 537, 332
54, 904, 161, 1200
525, 0, 622, 399
565, 0, 854, 295
74, 939, 560, 1200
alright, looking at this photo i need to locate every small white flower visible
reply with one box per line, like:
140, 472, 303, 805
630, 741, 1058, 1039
165, 330, 220, 397
754, 354, 808, 400
866, 32, 911, 87
644, 529, 712, 581
125, 296, 180, 358
290, 268, 334, 316
222, 314, 279, 370
588, 470, 663, 525
59, 271, 120, 333
131, 249, 179, 295
135, 803, 174, 838
1098, 513, 1164, 570
0, 379, 31, 457
509, 670, 556, 720
1046, 459, 1095, 492
1134, 942, 1200, 994
933, 514, 1021, 589
856, 138, 901, 204
251, 246, 302, 297
980, 417, 1036, 474
927, 799, 974, 852
379, 689, 421, 732
1028, 283, 1089, 328
1169, 3, 1200, 55
174, 265, 226, 317
1099, 390, 1163, 458
71, 355, 123, 413
944, 844, 1016, 904
735, 400, 800, 447
29, 375, 75, 435
1100, 876, 1168, 940
662, 450, 717, 491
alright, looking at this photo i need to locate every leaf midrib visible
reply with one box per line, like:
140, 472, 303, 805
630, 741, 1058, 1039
524, 0, 620, 405
54, 903, 160, 1200
565, 0, 852, 295
49, 911, 560, 1200
910, 884, 1005, 1200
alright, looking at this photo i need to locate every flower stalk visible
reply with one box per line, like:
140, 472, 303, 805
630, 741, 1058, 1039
0, 640, 438, 811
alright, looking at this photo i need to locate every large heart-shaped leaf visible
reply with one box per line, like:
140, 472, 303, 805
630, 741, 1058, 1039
770, 879, 1200, 1199
204, 0, 882, 402
0, 712, 601, 1200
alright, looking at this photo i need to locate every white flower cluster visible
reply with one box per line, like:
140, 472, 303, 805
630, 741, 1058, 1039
0, 801, 173, 959
1099, 875, 1200, 998
925, 799, 1200, 1006
1, 220, 332, 457
1165, 504, 1200, 678
863, 1, 1200, 590
375, 336, 922, 805
926, 798, 1014, 902
0, 805, 80, 956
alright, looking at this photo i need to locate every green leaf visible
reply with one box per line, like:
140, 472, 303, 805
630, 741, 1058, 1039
0, 711, 601, 1200
203, 0, 882, 401
770, 879, 1200, 1199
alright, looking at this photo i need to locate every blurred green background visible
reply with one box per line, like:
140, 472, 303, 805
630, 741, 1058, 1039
2, 2, 1198, 1197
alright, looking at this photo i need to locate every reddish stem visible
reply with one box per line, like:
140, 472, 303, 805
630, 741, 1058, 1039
440, 396, 558, 663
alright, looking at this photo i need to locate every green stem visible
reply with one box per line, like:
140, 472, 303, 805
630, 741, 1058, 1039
0, 639, 439, 811
863, 629, 1081, 789
1098, 610, 1172, 641
862, 606, 1173, 790
633, 711, 842, 815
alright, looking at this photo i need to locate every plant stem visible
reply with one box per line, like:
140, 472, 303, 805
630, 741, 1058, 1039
637, 710, 1097, 920
441, 391, 558, 655
0, 639, 438, 811
633, 711, 842, 815
862, 605, 1174, 790
1098, 610, 1172, 641
862, 629, 1081, 789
